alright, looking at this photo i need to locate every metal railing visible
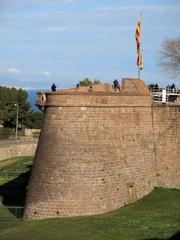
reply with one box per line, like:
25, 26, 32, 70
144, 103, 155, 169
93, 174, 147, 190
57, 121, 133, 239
0, 205, 24, 220
149, 88, 180, 104
149, 88, 180, 94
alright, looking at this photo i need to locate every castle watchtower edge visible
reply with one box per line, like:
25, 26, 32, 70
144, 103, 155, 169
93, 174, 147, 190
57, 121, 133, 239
24, 79, 180, 220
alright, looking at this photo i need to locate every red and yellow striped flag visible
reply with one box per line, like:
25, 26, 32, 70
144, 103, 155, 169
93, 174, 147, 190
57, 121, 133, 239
139, 52, 143, 70
135, 18, 143, 70
136, 50, 143, 70
135, 19, 141, 45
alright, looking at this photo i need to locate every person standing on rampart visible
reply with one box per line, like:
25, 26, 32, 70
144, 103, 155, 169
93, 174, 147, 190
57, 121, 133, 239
88, 85, 93, 93
113, 79, 120, 92
51, 83, 57, 92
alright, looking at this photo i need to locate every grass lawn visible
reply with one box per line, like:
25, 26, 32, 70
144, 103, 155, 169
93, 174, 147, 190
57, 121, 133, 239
0, 157, 180, 240
0, 156, 33, 184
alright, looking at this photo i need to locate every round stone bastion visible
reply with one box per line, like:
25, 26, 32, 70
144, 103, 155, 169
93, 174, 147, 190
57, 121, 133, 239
23, 79, 157, 220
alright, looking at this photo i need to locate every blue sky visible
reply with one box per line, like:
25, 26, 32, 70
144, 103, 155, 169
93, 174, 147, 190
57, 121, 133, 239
0, 0, 179, 89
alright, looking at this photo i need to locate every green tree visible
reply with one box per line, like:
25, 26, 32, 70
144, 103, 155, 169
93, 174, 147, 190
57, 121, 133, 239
79, 78, 101, 87
0, 86, 33, 128
79, 78, 93, 86
148, 83, 159, 91
30, 112, 43, 129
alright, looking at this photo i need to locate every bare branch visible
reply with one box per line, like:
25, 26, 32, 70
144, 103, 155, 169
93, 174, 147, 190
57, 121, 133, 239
158, 38, 180, 78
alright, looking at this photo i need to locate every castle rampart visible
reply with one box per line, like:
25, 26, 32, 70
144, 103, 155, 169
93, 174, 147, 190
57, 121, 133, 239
0, 139, 38, 161
23, 79, 180, 220
152, 105, 180, 189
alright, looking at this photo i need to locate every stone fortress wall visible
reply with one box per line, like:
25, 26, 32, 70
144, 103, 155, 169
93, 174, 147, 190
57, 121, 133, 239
0, 139, 38, 162
23, 79, 180, 220
153, 105, 180, 188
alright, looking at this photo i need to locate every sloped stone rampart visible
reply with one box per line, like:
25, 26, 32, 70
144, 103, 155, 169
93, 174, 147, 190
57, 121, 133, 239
24, 94, 157, 220
24, 80, 180, 220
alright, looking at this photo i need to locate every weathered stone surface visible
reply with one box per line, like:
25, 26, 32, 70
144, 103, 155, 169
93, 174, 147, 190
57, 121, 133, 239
152, 105, 180, 189
121, 79, 150, 95
23, 79, 180, 220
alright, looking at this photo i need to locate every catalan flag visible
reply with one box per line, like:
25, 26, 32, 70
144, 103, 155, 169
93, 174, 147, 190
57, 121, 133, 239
135, 17, 143, 70
137, 50, 143, 70
139, 52, 143, 70
135, 19, 141, 45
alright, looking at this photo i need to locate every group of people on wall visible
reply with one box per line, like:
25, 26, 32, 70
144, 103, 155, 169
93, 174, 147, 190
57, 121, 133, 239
51, 79, 121, 92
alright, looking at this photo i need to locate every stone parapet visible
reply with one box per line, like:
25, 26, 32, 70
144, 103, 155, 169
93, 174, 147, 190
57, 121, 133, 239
46, 94, 152, 107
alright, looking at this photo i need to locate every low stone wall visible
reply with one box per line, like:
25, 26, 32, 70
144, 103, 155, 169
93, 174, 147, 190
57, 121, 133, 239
0, 139, 38, 161
24, 129, 41, 138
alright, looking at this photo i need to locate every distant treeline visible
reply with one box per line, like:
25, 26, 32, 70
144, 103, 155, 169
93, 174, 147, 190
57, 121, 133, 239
0, 86, 43, 129
148, 83, 176, 90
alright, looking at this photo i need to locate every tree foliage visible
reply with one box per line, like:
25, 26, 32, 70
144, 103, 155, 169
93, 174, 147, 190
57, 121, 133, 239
30, 112, 43, 129
79, 78, 101, 87
0, 86, 43, 129
158, 38, 180, 78
148, 83, 159, 90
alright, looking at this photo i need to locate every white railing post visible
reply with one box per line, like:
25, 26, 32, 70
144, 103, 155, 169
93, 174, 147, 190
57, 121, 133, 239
162, 89, 167, 103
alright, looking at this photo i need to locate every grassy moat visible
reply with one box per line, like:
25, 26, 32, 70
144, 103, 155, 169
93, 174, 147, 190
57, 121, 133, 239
0, 156, 180, 240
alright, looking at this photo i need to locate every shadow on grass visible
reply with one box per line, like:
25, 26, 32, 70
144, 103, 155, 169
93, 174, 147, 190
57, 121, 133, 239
0, 166, 32, 218
144, 231, 180, 240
